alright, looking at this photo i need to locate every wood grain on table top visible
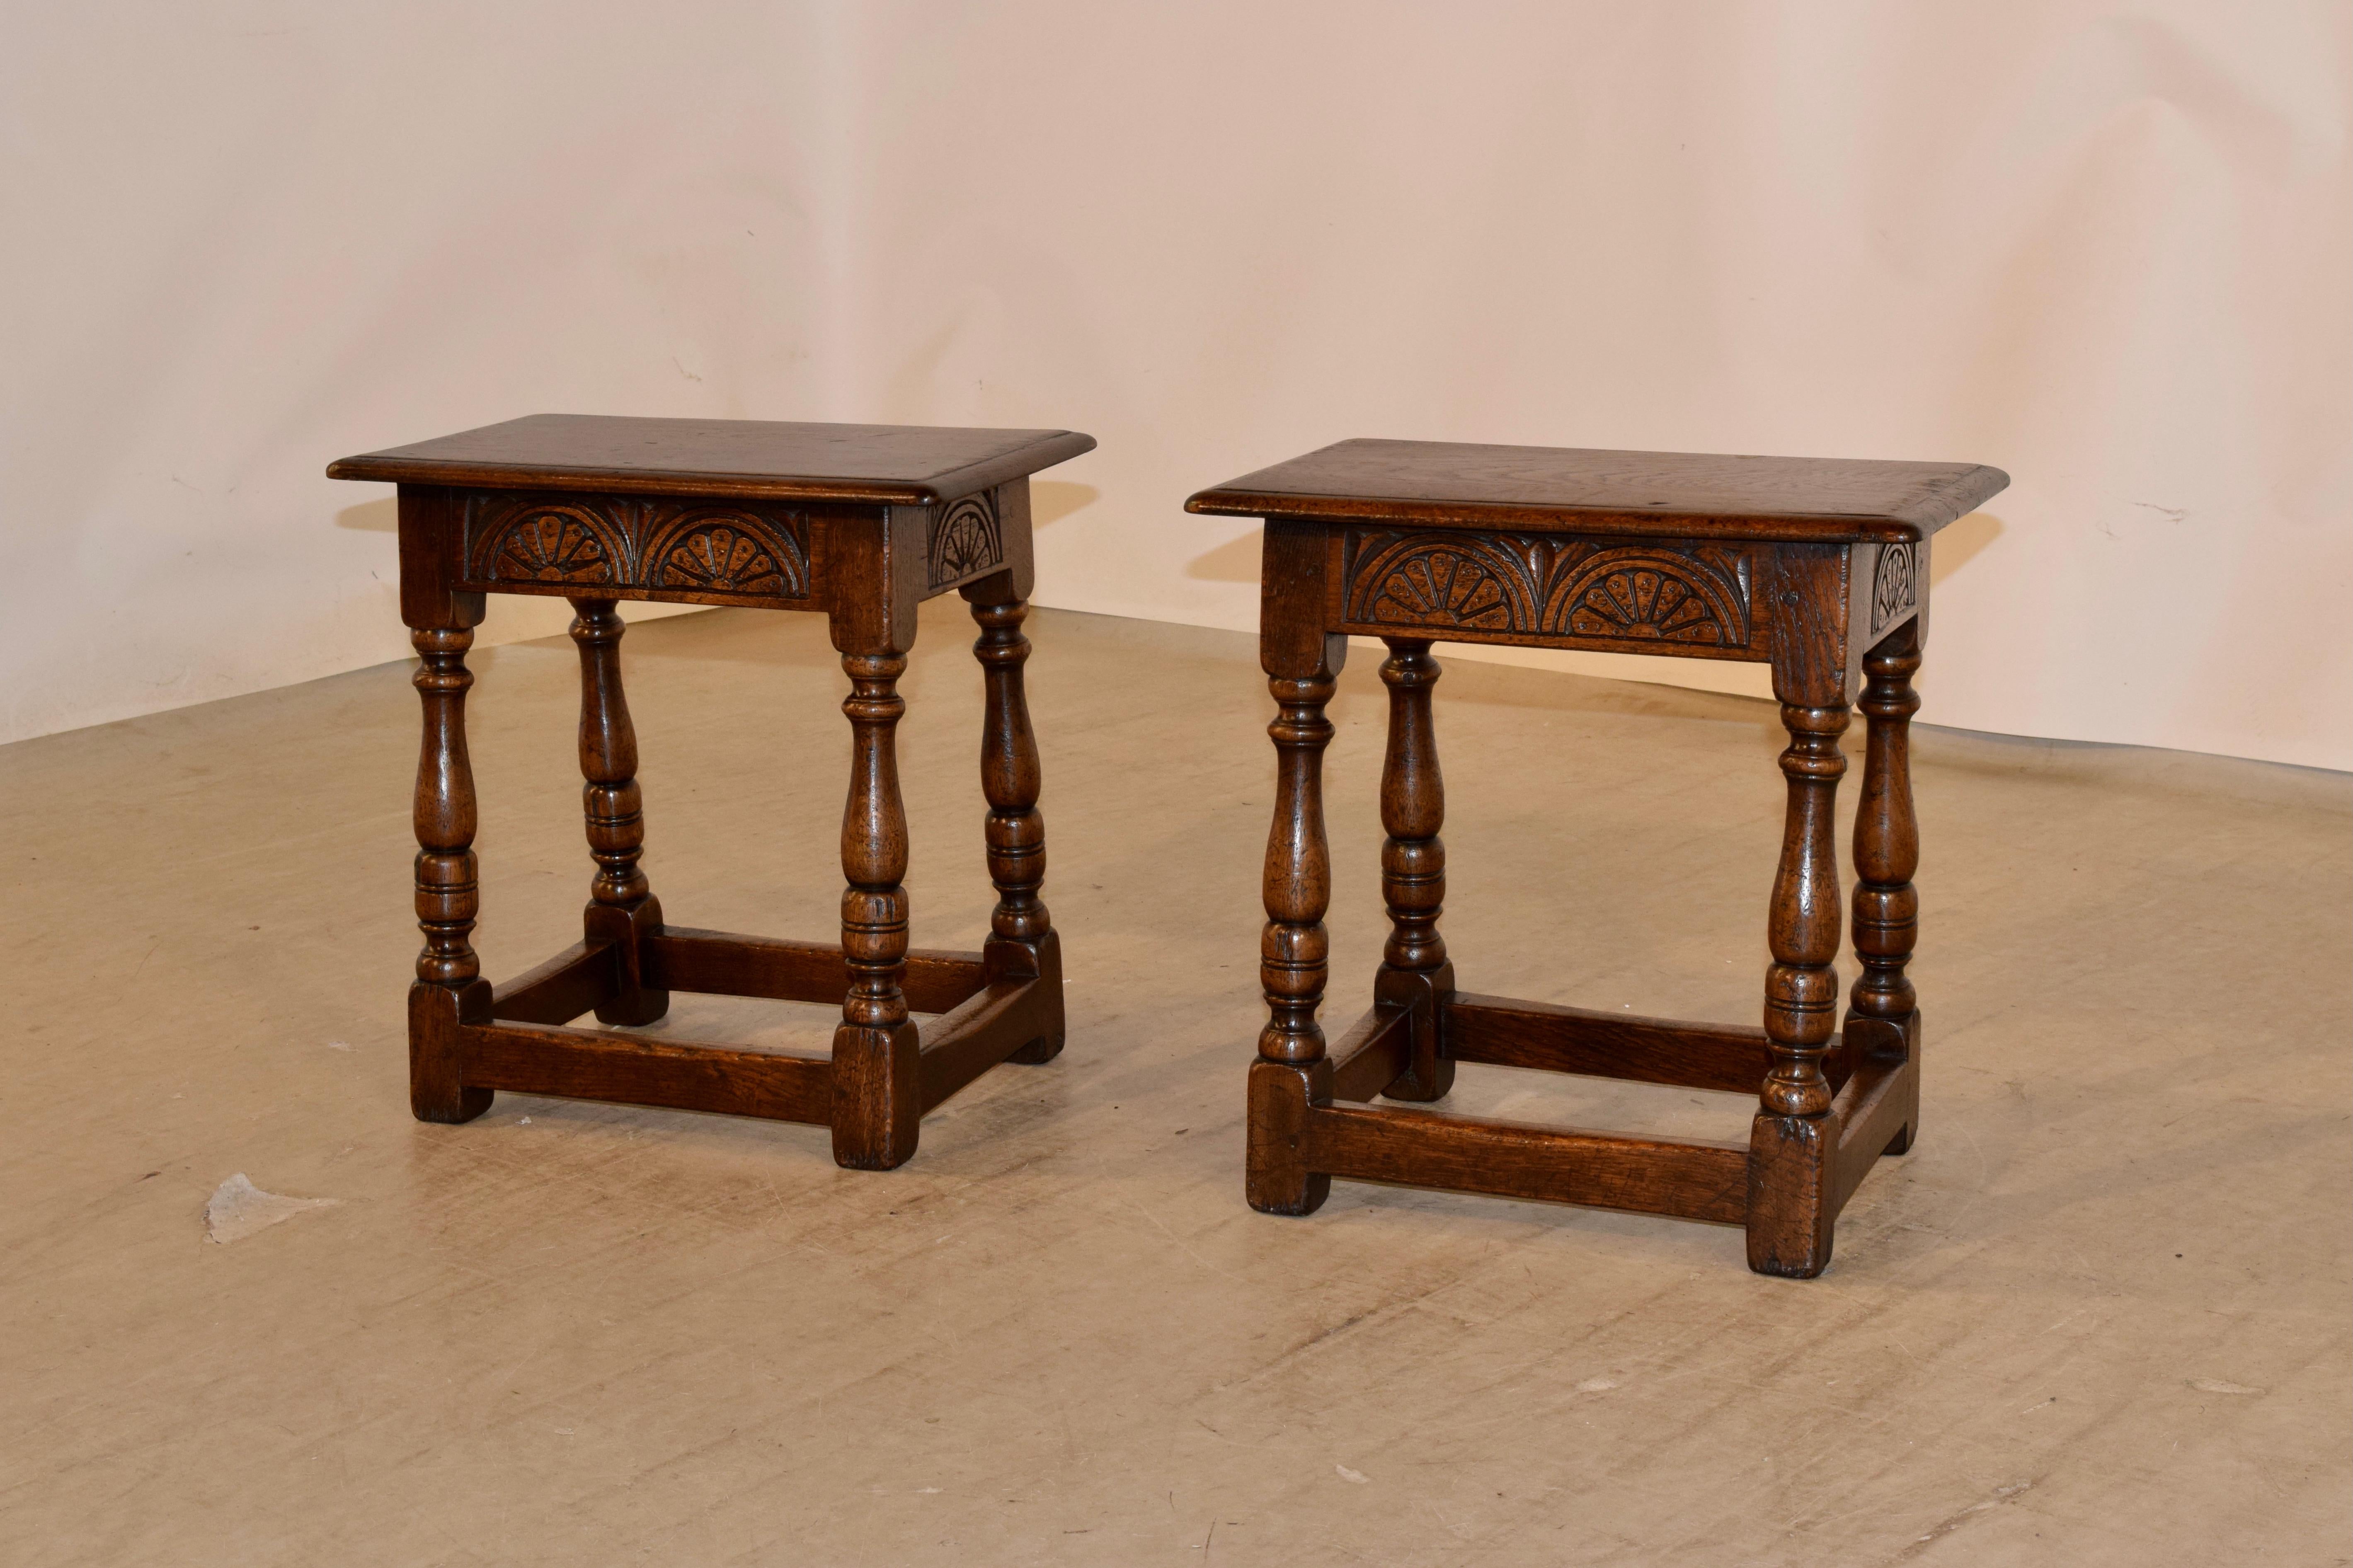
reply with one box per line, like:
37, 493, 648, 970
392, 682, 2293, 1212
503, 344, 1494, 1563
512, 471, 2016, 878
329, 414, 1097, 504
1188, 439, 2007, 542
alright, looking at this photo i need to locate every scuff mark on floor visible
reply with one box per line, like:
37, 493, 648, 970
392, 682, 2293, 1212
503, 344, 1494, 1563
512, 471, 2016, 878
203, 1173, 338, 1244
1892, 1478, 2035, 1560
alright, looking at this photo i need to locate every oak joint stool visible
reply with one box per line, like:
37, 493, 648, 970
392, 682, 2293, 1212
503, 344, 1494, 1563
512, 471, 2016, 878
1189, 440, 2008, 1275
330, 415, 1094, 1169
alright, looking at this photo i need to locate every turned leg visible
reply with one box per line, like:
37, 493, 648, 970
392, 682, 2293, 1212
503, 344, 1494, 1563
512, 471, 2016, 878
1375, 638, 1454, 1101
963, 582, 1063, 1062
1762, 700, 1849, 1114
570, 599, 668, 1026
1748, 697, 1849, 1273
1849, 619, 1922, 1152
407, 626, 493, 1124
831, 650, 921, 1169
1260, 669, 1339, 1072
1248, 664, 1341, 1212
1247, 521, 1345, 1214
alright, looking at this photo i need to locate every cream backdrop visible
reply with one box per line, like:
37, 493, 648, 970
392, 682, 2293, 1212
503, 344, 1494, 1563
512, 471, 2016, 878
6, 1, 2348, 768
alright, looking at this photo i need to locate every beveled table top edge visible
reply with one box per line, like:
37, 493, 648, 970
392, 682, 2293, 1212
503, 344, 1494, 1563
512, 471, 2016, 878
1182, 489, 1983, 542
327, 421, 1098, 506
1187, 440, 2010, 543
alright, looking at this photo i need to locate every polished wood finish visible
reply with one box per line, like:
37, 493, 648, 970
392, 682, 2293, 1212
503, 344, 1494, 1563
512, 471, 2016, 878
409, 626, 481, 992
1197, 439, 2006, 1276
489, 941, 611, 1027
1310, 1103, 1751, 1223
964, 581, 1065, 1063
1327, 1004, 1412, 1103
407, 622, 494, 1126
1850, 620, 1924, 1035
570, 598, 669, 1027
917, 979, 1061, 1113
469, 1019, 834, 1123
1760, 699, 1848, 1120
1444, 995, 1772, 1096
831, 644, 921, 1169
338, 415, 1093, 1168
1374, 637, 1454, 1103
329, 414, 1095, 506
1187, 438, 2006, 542
640, 927, 986, 1015
1245, 519, 1346, 1215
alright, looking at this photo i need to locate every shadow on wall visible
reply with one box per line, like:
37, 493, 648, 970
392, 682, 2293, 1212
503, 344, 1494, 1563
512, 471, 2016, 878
337, 498, 399, 532
1931, 511, 2002, 586
1031, 482, 1098, 528
1187, 526, 1261, 582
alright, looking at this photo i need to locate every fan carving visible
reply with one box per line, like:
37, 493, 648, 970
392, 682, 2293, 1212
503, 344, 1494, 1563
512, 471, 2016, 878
465, 493, 809, 602
1553, 555, 1741, 645
648, 520, 800, 598
1870, 541, 1918, 635
1343, 530, 1749, 648
1357, 545, 1529, 630
928, 495, 1004, 588
487, 508, 618, 584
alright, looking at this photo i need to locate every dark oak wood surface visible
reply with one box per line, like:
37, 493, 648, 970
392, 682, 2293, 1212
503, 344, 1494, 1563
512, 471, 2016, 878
343, 416, 1087, 1172
1227, 436, 1994, 1276
1190, 438, 2007, 541
1442, 994, 1772, 1097
1306, 1103, 1751, 1224
330, 414, 1096, 504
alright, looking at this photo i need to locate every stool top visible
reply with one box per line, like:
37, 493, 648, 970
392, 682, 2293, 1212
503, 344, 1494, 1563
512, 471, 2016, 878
1188, 439, 2007, 543
328, 414, 1096, 505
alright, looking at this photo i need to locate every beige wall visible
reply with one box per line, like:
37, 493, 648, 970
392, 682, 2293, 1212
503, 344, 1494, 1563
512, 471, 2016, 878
1, 2, 838, 740
6, 2, 2348, 768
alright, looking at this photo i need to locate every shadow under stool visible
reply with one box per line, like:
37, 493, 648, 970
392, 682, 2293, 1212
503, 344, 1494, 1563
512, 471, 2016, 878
1188, 439, 2009, 1275
329, 414, 1095, 1169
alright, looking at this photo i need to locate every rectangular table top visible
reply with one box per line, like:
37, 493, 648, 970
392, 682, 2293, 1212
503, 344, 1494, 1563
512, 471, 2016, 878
328, 414, 1097, 505
1188, 439, 2007, 542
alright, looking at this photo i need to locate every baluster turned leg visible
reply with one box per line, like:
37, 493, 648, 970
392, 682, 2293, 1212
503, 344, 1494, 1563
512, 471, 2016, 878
1261, 671, 1340, 1070
570, 599, 668, 1026
1849, 619, 1923, 1152
964, 585, 1064, 1062
1762, 701, 1849, 1118
1248, 666, 1340, 1212
407, 626, 493, 1123
1748, 696, 1849, 1274
1375, 638, 1455, 1101
831, 651, 921, 1168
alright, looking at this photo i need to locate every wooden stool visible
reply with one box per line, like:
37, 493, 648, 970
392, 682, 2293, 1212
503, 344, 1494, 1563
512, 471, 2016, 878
329, 415, 1094, 1169
1188, 440, 2007, 1275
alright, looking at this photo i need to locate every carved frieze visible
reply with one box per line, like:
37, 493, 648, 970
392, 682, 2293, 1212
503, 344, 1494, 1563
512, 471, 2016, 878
1868, 540, 1919, 636
646, 518, 799, 598
462, 493, 812, 603
1340, 529, 1752, 648
927, 493, 1005, 589
477, 501, 623, 585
